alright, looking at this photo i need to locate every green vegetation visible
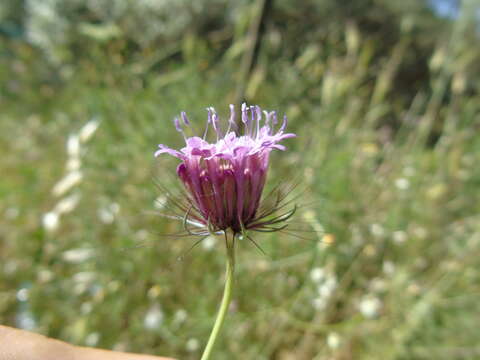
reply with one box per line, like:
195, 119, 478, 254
1, 1, 480, 359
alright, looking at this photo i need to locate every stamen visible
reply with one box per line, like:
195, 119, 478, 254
241, 103, 248, 122
174, 117, 182, 133
227, 104, 236, 133
272, 111, 278, 125
241, 103, 249, 135
249, 107, 256, 136
203, 108, 212, 139
263, 110, 273, 134
263, 110, 270, 124
174, 117, 186, 139
181, 111, 190, 126
210, 107, 221, 139
255, 105, 262, 138
280, 114, 288, 132
206, 107, 212, 123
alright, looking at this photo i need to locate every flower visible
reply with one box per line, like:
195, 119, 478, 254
154, 104, 296, 237
358, 296, 382, 319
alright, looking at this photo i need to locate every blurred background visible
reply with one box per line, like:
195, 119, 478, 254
1, 0, 480, 359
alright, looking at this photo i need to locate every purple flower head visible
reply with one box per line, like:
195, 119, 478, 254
155, 104, 296, 236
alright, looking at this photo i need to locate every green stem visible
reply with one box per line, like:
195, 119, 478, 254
200, 236, 235, 360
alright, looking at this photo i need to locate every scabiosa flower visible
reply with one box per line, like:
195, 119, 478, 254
154, 104, 296, 360
154, 103, 296, 237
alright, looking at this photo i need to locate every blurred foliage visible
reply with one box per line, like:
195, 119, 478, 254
1, 0, 480, 359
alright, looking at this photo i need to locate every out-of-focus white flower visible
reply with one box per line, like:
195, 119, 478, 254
393, 230, 407, 244
54, 193, 81, 215
370, 223, 385, 237
73, 271, 96, 284
395, 178, 410, 190
66, 156, 81, 172
359, 296, 382, 319
186, 338, 200, 352
62, 248, 95, 263
98, 208, 114, 224
324, 276, 337, 290
98, 203, 120, 224
42, 211, 59, 232
312, 270, 337, 311
318, 276, 337, 298
173, 309, 188, 325
67, 134, 80, 157
144, 304, 164, 330
154, 195, 167, 210
17, 288, 29, 302
383, 261, 395, 276
79, 119, 100, 143
52, 170, 83, 197
327, 332, 341, 349
310, 267, 326, 283
26, 0, 56, 19
202, 236, 217, 250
